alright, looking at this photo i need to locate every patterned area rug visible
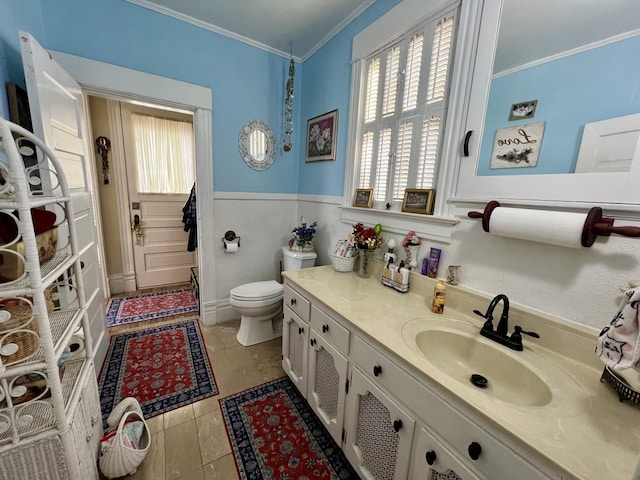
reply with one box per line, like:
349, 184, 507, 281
98, 319, 217, 424
220, 377, 359, 479
106, 287, 198, 327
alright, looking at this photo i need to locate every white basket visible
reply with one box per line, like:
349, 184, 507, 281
99, 398, 151, 478
330, 254, 356, 272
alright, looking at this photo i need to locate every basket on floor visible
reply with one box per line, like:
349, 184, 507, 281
330, 254, 356, 273
0, 289, 54, 364
99, 397, 151, 479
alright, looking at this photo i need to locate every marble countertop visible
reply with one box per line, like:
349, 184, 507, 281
283, 265, 640, 480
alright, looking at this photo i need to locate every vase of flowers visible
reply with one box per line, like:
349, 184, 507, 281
402, 231, 421, 270
289, 220, 317, 252
351, 222, 383, 278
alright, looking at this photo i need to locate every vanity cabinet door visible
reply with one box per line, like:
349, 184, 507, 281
410, 425, 481, 480
282, 306, 309, 396
343, 366, 415, 480
307, 328, 349, 445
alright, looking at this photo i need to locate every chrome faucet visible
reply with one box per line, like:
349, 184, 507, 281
473, 294, 539, 351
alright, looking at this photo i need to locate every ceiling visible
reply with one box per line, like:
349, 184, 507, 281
126, 0, 640, 67
126, 0, 375, 61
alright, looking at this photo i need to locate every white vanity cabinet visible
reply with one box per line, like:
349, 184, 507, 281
282, 304, 309, 394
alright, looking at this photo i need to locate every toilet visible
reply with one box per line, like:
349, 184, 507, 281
230, 246, 317, 346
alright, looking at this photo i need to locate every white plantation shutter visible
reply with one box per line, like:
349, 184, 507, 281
354, 8, 457, 210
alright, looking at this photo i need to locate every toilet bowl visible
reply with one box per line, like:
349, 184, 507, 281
231, 247, 316, 346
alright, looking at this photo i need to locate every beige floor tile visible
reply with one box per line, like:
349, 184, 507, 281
165, 419, 203, 480
223, 344, 259, 370
176, 467, 205, 480
192, 396, 220, 418
164, 404, 194, 429
146, 414, 164, 434
129, 430, 165, 480
196, 408, 232, 464
215, 367, 263, 397
200, 328, 227, 352
203, 454, 239, 480
206, 349, 236, 375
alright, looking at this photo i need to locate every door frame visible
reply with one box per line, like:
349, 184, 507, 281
49, 50, 216, 324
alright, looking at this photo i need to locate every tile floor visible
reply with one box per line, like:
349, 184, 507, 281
102, 309, 285, 480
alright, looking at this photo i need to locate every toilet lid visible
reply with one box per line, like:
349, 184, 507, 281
230, 280, 283, 301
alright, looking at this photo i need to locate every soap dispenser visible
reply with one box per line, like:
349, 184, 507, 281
431, 278, 446, 314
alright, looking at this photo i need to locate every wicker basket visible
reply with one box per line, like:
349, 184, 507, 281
0, 290, 54, 364
330, 254, 356, 273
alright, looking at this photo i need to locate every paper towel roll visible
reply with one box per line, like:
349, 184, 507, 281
225, 241, 239, 253
66, 334, 85, 360
489, 207, 587, 248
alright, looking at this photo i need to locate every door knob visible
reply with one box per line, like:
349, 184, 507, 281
131, 214, 143, 245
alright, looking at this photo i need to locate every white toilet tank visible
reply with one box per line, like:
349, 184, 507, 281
282, 246, 317, 271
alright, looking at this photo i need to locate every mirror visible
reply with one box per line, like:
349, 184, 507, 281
478, 0, 640, 177
239, 119, 277, 171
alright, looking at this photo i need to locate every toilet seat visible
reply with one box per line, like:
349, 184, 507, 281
230, 280, 283, 302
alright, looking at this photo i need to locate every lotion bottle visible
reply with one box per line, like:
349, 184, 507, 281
431, 278, 446, 314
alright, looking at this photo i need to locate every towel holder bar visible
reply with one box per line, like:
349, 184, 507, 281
468, 201, 640, 247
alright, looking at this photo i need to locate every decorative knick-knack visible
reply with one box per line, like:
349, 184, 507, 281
447, 265, 460, 285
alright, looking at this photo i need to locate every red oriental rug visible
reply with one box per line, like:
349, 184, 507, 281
106, 287, 198, 327
220, 377, 358, 480
98, 319, 217, 424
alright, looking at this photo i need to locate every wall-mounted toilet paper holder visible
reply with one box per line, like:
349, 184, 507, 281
222, 230, 241, 250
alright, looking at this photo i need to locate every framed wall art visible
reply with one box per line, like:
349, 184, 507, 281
353, 188, 373, 208
306, 109, 338, 162
401, 189, 435, 214
508, 100, 537, 121
490, 121, 545, 169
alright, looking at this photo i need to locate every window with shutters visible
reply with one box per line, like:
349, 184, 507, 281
353, 8, 457, 212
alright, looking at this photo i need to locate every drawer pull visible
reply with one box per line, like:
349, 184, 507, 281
373, 365, 382, 377
298, 326, 304, 334
322, 324, 329, 333
291, 298, 297, 306
310, 338, 316, 346
425, 450, 437, 466
392, 419, 403, 432
468, 441, 482, 460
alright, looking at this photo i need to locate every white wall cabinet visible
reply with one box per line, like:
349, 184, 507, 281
282, 278, 556, 480
0, 119, 101, 479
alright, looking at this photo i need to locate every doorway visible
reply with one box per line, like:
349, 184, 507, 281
88, 97, 198, 293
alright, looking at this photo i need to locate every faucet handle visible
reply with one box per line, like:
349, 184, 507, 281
511, 326, 540, 344
473, 310, 494, 331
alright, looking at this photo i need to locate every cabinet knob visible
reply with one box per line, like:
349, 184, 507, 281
291, 298, 297, 305
322, 324, 329, 333
298, 326, 304, 334
310, 338, 316, 346
468, 441, 482, 460
392, 419, 403, 432
425, 450, 437, 466
373, 365, 382, 377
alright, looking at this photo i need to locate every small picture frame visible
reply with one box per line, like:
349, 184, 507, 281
508, 100, 537, 121
306, 109, 338, 162
402, 189, 435, 214
353, 188, 374, 208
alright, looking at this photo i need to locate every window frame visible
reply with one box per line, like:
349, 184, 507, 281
341, 0, 485, 242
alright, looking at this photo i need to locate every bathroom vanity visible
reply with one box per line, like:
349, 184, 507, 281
282, 264, 639, 480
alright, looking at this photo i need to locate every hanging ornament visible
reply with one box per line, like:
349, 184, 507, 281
96, 136, 111, 184
283, 43, 294, 152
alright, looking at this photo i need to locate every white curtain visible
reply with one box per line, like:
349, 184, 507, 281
131, 113, 195, 194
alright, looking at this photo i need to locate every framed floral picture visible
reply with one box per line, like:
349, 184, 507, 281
401, 189, 435, 214
306, 109, 338, 162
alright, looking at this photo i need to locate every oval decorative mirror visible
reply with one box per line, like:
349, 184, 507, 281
238, 119, 277, 171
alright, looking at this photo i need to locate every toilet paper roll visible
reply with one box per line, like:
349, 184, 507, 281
225, 241, 239, 253
489, 207, 587, 249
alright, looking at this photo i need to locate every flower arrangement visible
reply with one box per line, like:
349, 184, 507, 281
351, 222, 383, 250
289, 220, 317, 250
402, 231, 421, 247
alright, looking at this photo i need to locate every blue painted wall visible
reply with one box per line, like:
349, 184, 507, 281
478, 35, 640, 176
0, 0, 45, 119
299, 0, 402, 196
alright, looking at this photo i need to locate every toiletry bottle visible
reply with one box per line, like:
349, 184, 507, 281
432, 279, 446, 314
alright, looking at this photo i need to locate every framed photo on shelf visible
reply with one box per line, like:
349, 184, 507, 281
353, 188, 374, 208
402, 189, 435, 214
305, 109, 338, 162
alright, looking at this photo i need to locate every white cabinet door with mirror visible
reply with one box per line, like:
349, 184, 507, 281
454, 0, 640, 209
